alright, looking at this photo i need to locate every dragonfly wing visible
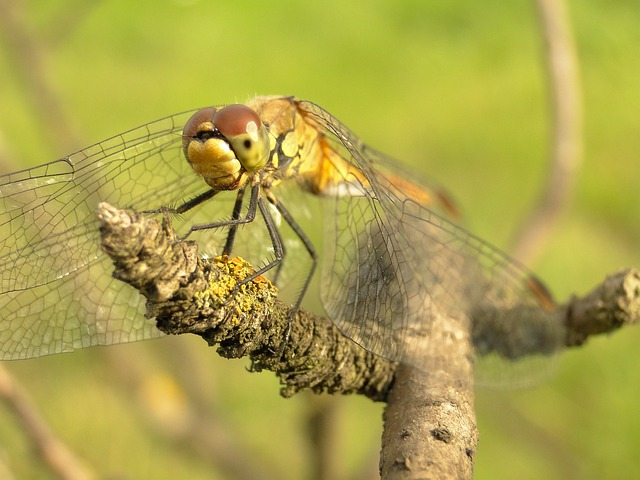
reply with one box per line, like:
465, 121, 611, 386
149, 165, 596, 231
1, 255, 154, 359
298, 100, 564, 383
0, 109, 217, 359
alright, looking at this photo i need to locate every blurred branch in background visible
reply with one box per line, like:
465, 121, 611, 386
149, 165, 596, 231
0, 365, 96, 480
306, 396, 342, 480
0, 0, 82, 156
40, 1, 103, 48
511, 0, 583, 265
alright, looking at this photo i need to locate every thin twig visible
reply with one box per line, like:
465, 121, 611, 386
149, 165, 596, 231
42, 2, 103, 48
0, 0, 82, 154
306, 396, 343, 480
511, 0, 582, 264
0, 365, 96, 480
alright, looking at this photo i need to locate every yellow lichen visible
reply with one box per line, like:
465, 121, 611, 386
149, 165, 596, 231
193, 256, 278, 314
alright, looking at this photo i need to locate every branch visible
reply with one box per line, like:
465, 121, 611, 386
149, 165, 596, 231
565, 269, 640, 346
510, 0, 583, 264
97, 202, 395, 402
0, 0, 82, 153
0, 365, 96, 480
97, 203, 640, 479
380, 347, 477, 477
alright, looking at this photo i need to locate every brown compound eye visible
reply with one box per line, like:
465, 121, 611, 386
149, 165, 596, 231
182, 107, 217, 153
212, 104, 270, 171
213, 104, 261, 137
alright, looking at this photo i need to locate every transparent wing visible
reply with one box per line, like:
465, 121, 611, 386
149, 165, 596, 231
0, 109, 222, 360
298, 100, 564, 385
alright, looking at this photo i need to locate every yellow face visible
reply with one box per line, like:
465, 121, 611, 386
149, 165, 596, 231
182, 105, 270, 190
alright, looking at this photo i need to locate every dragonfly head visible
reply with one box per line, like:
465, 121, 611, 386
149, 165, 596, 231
182, 105, 270, 190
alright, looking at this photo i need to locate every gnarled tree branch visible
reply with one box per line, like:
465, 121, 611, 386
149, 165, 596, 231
97, 202, 395, 402
97, 202, 640, 479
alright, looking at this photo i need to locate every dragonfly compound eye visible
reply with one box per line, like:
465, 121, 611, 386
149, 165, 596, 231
183, 107, 245, 190
213, 104, 270, 172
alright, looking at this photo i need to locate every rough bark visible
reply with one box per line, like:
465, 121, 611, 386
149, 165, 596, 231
97, 202, 395, 401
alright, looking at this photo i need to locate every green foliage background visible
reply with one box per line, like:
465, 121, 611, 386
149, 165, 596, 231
0, 0, 638, 478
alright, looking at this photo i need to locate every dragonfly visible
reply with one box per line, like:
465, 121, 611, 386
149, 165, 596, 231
0, 96, 564, 382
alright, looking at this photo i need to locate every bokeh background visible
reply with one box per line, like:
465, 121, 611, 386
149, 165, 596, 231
0, 0, 638, 478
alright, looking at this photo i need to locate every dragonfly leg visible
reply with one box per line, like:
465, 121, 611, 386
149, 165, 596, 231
208, 186, 284, 291
268, 196, 317, 313
183, 182, 260, 240
265, 193, 318, 352
222, 187, 246, 256
142, 188, 218, 215
236, 196, 285, 280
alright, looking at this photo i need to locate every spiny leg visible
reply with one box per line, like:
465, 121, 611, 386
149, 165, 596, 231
222, 187, 247, 256
142, 188, 218, 215
242, 197, 285, 280
171, 189, 218, 214
184, 182, 261, 238
264, 192, 318, 351
267, 195, 317, 316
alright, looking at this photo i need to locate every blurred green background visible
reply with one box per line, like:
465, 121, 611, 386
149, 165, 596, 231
0, 0, 638, 478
